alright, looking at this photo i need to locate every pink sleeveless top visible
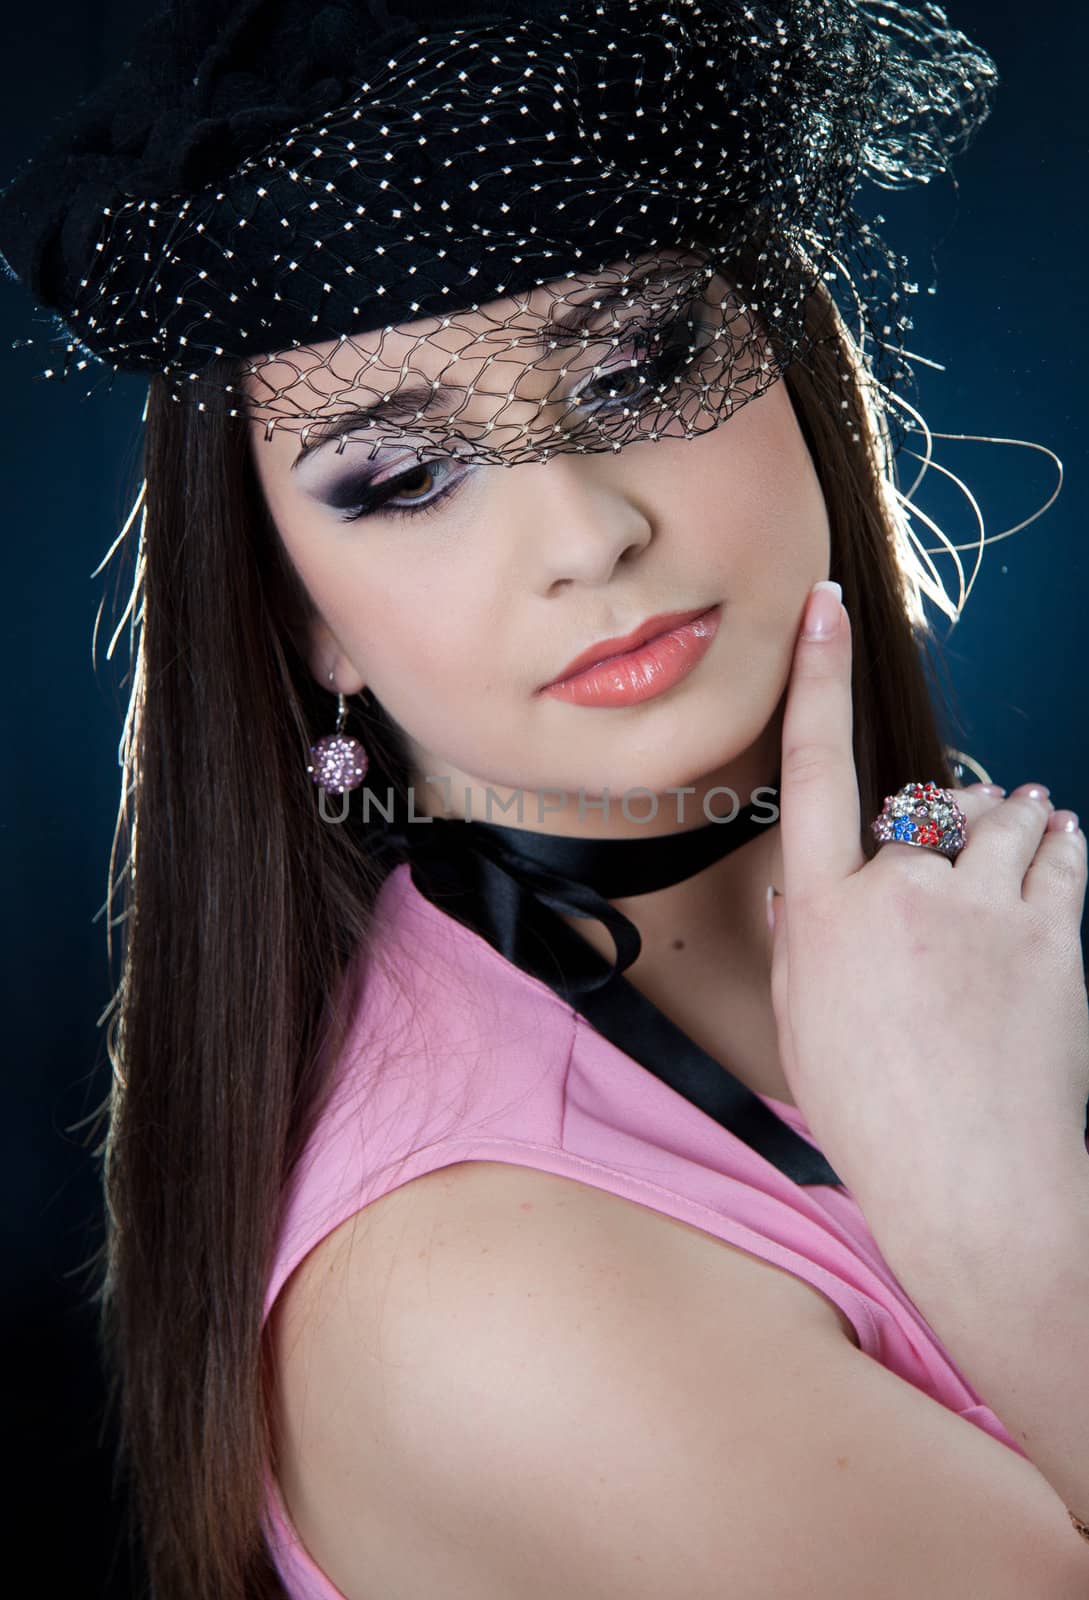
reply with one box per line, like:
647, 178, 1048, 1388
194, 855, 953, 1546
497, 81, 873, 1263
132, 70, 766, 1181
260, 859, 1027, 1598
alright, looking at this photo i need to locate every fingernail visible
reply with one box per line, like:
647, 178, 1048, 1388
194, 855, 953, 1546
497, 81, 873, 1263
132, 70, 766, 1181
802, 580, 843, 641
1049, 810, 1080, 833
973, 783, 1006, 796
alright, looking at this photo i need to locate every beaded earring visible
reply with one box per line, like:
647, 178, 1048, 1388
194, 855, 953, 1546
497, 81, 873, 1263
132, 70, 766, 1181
307, 670, 369, 794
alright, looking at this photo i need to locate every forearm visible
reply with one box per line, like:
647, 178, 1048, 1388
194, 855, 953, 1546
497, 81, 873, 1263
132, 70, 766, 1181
870, 1159, 1089, 1524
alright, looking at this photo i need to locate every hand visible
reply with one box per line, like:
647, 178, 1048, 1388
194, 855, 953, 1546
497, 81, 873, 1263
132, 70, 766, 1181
767, 581, 1089, 1240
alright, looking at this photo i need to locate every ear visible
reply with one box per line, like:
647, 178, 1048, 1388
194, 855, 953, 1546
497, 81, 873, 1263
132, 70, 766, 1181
304, 615, 367, 698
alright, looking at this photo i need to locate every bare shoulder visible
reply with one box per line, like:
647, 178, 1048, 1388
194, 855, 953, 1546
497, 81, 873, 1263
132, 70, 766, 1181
268, 1159, 1089, 1600
274, 1156, 861, 1350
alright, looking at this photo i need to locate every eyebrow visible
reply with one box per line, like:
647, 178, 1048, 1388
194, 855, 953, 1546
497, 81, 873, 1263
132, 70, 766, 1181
289, 286, 650, 468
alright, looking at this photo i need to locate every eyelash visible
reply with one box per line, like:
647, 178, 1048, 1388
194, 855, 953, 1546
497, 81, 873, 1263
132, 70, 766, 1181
336, 310, 712, 524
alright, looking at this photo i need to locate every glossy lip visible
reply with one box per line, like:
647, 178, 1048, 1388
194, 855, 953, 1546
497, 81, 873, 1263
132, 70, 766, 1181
537, 603, 723, 707
539, 604, 718, 691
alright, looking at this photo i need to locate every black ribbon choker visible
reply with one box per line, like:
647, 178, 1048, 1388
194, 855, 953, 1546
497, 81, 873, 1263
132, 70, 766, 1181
373, 783, 843, 1189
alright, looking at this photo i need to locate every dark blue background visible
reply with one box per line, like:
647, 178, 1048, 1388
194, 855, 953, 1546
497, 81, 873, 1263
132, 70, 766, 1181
2, 4, 1085, 1593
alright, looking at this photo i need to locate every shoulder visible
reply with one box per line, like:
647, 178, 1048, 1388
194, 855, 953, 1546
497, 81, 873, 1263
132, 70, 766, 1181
266, 1159, 1087, 1598
271, 1158, 854, 1378
266, 1160, 846, 1589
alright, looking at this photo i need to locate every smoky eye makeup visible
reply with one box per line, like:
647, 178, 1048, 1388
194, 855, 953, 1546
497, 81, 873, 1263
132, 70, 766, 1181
307, 450, 470, 523
319, 456, 419, 511
296, 296, 718, 524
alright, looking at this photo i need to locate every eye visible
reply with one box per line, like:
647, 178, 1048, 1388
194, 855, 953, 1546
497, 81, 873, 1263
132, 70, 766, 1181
572, 310, 714, 416
325, 308, 714, 521
335, 457, 465, 523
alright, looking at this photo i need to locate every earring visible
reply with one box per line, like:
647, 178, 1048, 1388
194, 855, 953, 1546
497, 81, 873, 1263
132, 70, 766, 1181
307, 671, 369, 794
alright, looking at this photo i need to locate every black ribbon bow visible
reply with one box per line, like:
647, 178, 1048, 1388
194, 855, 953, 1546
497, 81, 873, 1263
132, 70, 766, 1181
372, 784, 843, 1189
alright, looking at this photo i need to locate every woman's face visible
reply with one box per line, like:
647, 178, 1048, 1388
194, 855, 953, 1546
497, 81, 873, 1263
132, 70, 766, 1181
247, 262, 831, 833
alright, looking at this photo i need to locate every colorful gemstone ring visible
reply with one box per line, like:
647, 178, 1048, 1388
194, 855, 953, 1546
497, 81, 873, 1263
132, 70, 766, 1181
871, 781, 968, 862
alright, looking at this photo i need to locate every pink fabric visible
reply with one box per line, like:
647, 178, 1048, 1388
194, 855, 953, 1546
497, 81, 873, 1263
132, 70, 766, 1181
260, 861, 1026, 1599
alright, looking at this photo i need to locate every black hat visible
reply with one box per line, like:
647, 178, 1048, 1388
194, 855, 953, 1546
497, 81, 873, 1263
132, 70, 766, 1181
0, 0, 998, 461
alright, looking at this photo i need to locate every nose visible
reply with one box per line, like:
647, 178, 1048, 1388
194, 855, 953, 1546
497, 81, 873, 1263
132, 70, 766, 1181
509, 452, 654, 592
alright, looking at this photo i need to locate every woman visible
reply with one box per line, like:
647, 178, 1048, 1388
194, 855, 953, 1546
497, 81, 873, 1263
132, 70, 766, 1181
1, 2, 1086, 1597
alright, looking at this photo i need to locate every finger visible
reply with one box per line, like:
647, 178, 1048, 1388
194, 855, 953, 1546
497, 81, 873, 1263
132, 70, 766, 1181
958, 782, 1007, 800
1022, 810, 1087, 912
950, 785, 1008, 840
953, 783, 1056, 887
778, 581, 861, 898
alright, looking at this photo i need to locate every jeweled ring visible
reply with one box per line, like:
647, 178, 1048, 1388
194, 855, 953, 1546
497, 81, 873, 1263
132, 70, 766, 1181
871, 781, 968, 862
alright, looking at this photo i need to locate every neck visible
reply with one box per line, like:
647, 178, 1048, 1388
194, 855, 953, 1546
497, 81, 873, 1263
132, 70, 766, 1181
555, 811, 780, 968
408, 701, 785, 992
397, 706, 790, 1101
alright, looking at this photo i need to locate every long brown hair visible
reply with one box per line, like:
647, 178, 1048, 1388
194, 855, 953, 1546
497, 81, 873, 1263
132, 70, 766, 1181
95, 278, 964, 1599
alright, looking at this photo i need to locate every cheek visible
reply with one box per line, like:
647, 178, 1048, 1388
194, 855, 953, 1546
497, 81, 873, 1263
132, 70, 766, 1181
303, 532, 495, 704
251, 439, 501, 711
326, 559, 457, 668
691, 390, 829, 578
